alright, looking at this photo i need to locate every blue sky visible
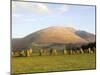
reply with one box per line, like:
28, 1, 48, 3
12, 1, 96, 38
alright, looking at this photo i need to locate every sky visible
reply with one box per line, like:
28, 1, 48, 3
12, 1, 96, 38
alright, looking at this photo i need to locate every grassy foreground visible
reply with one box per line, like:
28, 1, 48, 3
12, 54, 96, 74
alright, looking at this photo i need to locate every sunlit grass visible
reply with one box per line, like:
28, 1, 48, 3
12, 53, 96, 74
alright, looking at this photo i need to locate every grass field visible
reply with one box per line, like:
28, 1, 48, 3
12, 53, 96, 74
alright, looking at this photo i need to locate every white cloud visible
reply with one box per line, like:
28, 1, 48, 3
12, 1, 70, 15
12, 1, 50, 14
34, 3, 50, 14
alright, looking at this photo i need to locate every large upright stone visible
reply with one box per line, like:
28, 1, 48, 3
63, 49, 67, 55
20, 50, 26, 56
52, 49, 57, 55
88, 48, 93, 54
80, 48, 84, 54
25, 48, 32, 57
39, 49, 43, 56
29, 48, 33, 56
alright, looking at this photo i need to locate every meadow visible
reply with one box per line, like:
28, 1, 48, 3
12, 53, 96, 74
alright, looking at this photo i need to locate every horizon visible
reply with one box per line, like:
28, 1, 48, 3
12, 1, 96, 38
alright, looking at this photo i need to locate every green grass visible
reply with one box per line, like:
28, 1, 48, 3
12, 54, 96, 74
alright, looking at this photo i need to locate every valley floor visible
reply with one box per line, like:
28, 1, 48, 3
12, 53, 96, 74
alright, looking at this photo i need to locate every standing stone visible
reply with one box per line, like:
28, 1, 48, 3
88, 48, 91, 53
90, 50, 93, 54
88, 48, 93, 54
80, 48, 84, 54
29, 48, 33, 56
20, 50, 26, 56
54, 49, 57, 55
52, 49, 57, 55
39, 49, 43, 56
70, 50, 73, 54
24, 49, 32, 57
26, 50, 30, 57
63, 49, 67, 55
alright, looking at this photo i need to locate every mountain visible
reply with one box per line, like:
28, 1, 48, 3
12, 26, 95, 50
75, 30, 95, 43
24, 26, 88, 44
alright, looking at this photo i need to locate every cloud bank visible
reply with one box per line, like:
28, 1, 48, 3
12, 1, 70, 15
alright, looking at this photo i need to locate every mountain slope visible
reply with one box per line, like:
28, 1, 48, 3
75, 31, 95, 43
24, 26, 88, 44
